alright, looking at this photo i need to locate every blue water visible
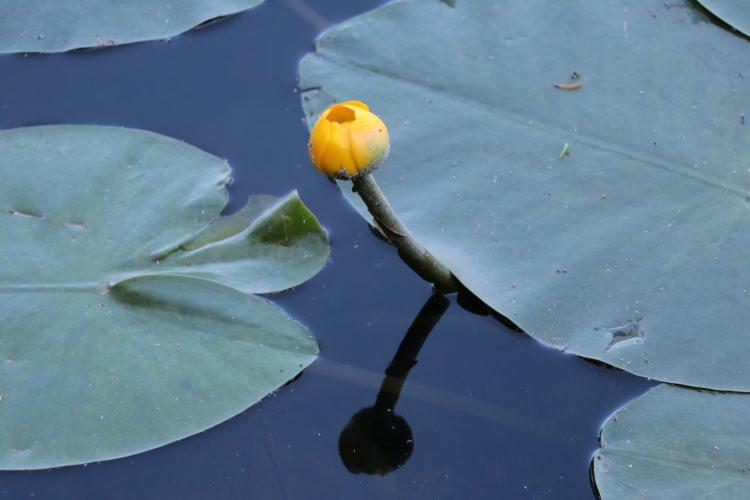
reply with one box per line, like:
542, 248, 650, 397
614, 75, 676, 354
0, 1, 653, 498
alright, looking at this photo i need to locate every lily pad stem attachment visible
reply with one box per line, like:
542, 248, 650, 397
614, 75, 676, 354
352, 174, 457, 293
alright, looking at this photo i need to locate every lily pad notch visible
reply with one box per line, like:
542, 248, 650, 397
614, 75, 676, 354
0, 125, 328, 469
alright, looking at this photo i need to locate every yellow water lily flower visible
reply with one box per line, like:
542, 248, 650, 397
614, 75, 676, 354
308, 101, 390, 179
305, 99, 455, 292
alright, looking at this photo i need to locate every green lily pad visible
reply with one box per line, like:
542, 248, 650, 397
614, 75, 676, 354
697, 1, 750, 37
0, 125, 328, 469
0, 0, 263, 53
299, 0, 750, 391
594, 384, 750, 499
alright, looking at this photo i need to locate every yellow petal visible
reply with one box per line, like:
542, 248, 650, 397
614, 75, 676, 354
320, 122, 357, 176
309, 114, 331, 169
349, 109, 389, 170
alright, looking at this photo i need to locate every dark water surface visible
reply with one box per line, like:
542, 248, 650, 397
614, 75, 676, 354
0, 1, 654, 498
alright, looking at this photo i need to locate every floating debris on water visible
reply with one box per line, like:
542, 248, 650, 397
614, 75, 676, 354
553, 81, 581, 90
554, 70, 582, 90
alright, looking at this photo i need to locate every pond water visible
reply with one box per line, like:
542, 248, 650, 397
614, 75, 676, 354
0, 1, 654, 498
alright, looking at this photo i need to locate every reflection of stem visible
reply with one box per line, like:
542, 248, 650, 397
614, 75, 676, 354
374, 294, 450, 411
338, 293, 450, 476
352, 174, 457, 293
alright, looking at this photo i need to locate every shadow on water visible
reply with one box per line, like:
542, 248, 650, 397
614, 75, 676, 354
333, 283, 546, 478
339, 294, 448, 475
332, 283, 632, 483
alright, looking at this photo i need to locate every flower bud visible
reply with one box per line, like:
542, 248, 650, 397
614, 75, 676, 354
308, 101, 390, 179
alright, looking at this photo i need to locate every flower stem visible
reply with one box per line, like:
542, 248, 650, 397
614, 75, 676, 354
352, 174, 457, 293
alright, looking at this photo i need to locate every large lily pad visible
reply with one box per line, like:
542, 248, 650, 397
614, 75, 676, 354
299, 0, 750, 391
594, 384, 750, 499
0, 125, 328, 469
0, 0, 263, 53
697, 0, 750, 37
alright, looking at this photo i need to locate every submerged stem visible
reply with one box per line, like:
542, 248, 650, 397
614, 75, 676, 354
352, 174, 457, 293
